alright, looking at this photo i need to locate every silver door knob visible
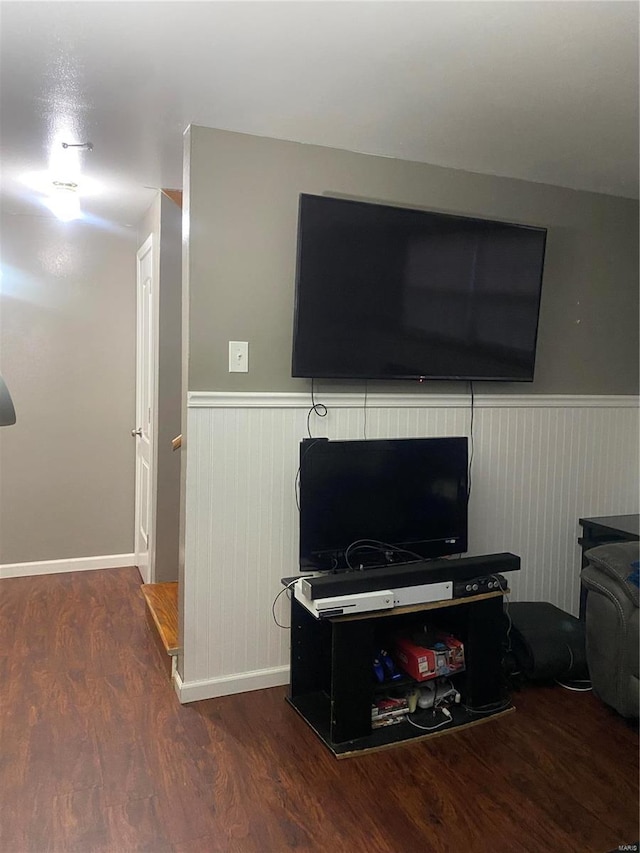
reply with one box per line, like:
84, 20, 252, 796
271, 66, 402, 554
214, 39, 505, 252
131, 427, 142, 437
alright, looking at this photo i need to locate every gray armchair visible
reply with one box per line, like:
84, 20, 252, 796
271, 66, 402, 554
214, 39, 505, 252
581, 542, 639, 718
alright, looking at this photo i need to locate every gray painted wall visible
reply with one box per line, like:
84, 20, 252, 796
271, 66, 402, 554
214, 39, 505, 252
186, 126, 639, 395
138, 193, 182, 583
0, 213, 136, 564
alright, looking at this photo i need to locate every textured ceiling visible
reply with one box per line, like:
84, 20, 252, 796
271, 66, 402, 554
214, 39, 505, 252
0, 1, 638, 226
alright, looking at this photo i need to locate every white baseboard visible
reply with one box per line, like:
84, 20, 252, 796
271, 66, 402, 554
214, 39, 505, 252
173, 665, 290, 704
0, 553, 137, 580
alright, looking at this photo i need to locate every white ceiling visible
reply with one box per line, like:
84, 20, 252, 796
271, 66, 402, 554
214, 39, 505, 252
1, 1, 638, 227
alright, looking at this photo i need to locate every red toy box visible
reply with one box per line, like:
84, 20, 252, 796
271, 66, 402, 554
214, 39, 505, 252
394, 632, 465, 682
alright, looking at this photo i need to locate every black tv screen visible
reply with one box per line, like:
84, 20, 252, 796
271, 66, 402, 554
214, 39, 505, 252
291, 194, 547, 381
298, 436, 468, 572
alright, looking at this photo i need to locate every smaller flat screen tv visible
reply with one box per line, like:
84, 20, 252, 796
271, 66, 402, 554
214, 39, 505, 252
291, 194, 547, 381
298, 436, 468, 572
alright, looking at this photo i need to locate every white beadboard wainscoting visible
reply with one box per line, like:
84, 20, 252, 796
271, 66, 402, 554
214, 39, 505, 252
177, 392, 639, 702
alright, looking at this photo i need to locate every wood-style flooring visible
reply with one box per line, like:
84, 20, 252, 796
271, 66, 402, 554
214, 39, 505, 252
0, 567, 637, 853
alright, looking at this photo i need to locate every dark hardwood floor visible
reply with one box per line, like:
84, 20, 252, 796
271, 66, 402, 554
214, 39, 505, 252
0, 567, 637, 853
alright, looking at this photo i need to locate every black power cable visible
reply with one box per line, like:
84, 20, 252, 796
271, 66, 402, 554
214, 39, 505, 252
307, 378, 327, 438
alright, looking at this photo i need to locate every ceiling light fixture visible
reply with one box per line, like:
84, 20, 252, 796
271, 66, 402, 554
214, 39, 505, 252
20, 138, 96, 221
44, 182, 82, 222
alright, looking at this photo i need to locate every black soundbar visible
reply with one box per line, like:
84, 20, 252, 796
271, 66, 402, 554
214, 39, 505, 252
301, 552, 520, 600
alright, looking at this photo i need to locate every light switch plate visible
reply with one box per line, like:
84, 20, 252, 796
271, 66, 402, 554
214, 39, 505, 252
229, 341, 249, 373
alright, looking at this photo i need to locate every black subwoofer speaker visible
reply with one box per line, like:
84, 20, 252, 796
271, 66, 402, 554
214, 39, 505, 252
508, 601, 588, 681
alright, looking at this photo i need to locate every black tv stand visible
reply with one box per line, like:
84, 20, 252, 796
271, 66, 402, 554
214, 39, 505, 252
286, 583, 514, 758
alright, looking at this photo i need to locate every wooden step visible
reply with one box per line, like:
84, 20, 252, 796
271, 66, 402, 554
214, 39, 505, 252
141, 582, 179, 673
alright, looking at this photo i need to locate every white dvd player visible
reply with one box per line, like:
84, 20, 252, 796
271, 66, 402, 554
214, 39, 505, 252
294, 582, 394, 619
294, 578, 453, 620
393, 581, 452, 607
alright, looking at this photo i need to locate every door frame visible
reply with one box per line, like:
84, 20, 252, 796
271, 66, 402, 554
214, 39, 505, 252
134, 232, 158, 584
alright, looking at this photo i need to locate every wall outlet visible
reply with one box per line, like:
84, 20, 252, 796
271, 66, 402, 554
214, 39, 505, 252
229, 341, 249, 373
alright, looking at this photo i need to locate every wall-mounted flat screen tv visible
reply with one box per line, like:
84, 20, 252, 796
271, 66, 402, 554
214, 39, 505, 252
298, 436, 468, 572
291, 194, 547, 381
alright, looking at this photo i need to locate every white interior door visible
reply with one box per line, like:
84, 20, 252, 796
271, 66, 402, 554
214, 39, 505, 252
134, 234, 155, 583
